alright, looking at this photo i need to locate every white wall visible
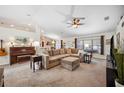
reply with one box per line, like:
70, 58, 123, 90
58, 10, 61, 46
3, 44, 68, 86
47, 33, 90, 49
104, 31, 115, 55
0, 26, 41, 65
114, 16, 124, 53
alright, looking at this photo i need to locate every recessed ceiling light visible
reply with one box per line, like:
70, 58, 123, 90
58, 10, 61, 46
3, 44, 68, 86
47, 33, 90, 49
28, 24, 31, 26
104, 16, 109, 21
10, 24, 14, 27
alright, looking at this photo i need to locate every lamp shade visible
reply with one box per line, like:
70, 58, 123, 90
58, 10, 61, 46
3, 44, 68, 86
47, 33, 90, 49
52, 40, 55, 44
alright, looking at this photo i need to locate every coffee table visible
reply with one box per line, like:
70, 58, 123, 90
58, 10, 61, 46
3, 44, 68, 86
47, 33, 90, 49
61, 57, 80, 71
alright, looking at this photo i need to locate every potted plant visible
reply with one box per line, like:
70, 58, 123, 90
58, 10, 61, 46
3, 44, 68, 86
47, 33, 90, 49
114, 51, 124, 87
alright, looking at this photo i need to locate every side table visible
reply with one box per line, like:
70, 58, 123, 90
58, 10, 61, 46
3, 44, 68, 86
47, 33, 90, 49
84, 53, 92, 64
30, 55, 42, 72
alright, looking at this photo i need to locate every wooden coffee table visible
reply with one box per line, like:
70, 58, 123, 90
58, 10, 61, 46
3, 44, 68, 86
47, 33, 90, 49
61, 57, 80, 71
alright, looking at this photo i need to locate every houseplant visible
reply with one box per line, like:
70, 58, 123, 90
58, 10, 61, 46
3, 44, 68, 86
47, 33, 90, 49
113, 49, 124, 87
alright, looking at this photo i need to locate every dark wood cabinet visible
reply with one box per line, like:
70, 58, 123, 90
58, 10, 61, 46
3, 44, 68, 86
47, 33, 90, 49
10, 47, 35, 65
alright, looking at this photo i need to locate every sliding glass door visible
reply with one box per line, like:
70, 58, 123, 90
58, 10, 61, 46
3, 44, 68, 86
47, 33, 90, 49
92, 39, 101, 54
77, 37, 101, 54
84, 40, 92, 52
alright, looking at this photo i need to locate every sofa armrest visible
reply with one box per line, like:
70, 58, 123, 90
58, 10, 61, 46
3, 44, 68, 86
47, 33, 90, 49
40, 54, 49, 69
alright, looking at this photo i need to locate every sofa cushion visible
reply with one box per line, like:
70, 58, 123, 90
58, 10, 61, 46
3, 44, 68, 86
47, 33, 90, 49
49, 54, 70, 61
49, 56, 61, 61
48, 50, 53, 56
53, 49, 60, 56
60, 49, 65, 54
64, 48, 68, 54
71, 48, 79, 54
70, 54, 79, 57
71, 48, 75, 53
59, 54, 70, 58
66, 48, 72, 54
75, 49, 79, 54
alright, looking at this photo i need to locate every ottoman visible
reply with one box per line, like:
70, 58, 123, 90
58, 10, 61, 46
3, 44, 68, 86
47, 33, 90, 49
61, 57, 80, 71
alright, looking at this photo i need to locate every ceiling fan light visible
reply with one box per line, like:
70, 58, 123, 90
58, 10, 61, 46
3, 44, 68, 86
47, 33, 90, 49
10, 24, 14, 27
28, 24, 31, 26
73, 24, 78, 28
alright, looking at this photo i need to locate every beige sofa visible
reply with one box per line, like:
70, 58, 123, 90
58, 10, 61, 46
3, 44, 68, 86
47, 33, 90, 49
41, 48, 80, 69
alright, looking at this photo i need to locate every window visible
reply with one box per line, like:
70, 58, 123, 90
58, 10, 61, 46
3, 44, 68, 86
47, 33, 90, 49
77, 37, 101, 54
84, 40, 92, 52
92, 39, 101, 54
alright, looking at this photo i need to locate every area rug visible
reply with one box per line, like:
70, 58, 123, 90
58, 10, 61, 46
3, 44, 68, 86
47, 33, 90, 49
4, 59, 106, 87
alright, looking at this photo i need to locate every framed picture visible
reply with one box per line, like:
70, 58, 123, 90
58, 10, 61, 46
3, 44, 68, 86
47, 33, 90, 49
106, 39, 110, 45
116, 32, 120, 48
15, 36, 29, 44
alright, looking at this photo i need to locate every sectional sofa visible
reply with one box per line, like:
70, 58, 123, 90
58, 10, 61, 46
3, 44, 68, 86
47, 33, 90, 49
41, 48, 81, 69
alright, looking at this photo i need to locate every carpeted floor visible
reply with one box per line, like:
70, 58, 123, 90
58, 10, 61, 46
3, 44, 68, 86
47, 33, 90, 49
3, 59, 106, 87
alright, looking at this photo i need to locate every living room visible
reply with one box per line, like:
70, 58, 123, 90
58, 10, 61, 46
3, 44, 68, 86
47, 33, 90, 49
0, 5, 124, 87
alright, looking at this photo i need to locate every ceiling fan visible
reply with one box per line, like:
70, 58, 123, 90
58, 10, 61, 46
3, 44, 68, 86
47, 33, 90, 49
67, 17, 85, 28
56, 6, 85, 28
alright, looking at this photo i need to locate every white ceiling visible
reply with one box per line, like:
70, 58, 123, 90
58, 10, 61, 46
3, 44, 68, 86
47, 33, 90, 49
0, 5, 124, 39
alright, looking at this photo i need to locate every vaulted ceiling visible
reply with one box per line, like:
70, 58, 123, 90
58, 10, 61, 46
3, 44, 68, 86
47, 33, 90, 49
0, 5, 124, 39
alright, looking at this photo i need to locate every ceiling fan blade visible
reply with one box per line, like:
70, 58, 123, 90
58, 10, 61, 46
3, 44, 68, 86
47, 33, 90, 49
77, 17, 85, 20
62, 6, 75, 23
78, 23, 85, 25
67, 25, 72, 28
61, 15, 73, 23
56, 6, 75, 23
66, 22, 72, 24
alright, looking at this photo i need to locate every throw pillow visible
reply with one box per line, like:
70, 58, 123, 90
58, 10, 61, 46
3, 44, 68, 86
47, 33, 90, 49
60, 49, 65, 54
48, 50, 53, 56
67, 49, 71, 54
